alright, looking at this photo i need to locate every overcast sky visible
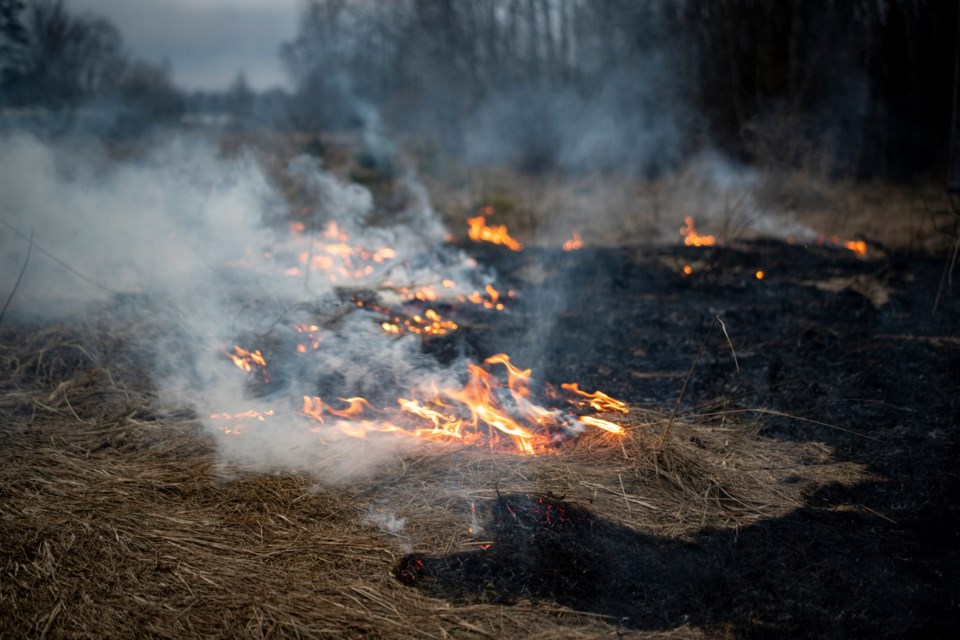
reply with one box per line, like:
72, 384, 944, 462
70, 0, 301, 91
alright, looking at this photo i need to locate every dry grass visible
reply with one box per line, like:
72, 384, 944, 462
0, 325, 867, 638
422, 160, 954, 255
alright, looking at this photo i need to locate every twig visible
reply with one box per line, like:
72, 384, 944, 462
716, 315, 740, 374
617, 473, 632, 518
658, 315, 737, 446
0, 218, 116, 295
303, 224, 315, 293
933, 223, 960, 314
0, 227, 34, 326
695, 407, 879, 441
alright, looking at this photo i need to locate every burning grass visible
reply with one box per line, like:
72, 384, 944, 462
0, 323, 868, 638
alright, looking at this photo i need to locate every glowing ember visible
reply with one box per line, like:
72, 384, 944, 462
681, 264, 693, 276
755, 270, 765, 280
295, 324, 322, 351
457, 284, 513, 311
562, 231, 584, 251
280, 221, 399, 282
680, 216, 716, 247
211, 409, 275, 421
378, 308, 459, 336
467, 211, 523, 251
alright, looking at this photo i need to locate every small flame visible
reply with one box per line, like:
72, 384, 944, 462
755, 270, 765, 280
562, 230, 584, 251
680, 216, 716, 247
226, 346, 267, 372
467, 213, 523, 251
209, 409, 276, 437
579, 416, 624, 434
560, 383, 629, 414
817, 234, 868, 256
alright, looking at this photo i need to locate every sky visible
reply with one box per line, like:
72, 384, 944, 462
70, 0, 301, 91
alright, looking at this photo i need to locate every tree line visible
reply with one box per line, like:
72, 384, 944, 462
280, 0, 955, 180
1, 0, 953, 179
0, 0, 181, 133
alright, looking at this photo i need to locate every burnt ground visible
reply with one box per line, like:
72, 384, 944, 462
401, 239, 960, 637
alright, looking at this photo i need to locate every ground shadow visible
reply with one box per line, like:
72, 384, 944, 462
396, 491, 959, 637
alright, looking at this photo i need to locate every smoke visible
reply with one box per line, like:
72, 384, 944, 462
463, 58, 693, 178
0, 132, 500, 478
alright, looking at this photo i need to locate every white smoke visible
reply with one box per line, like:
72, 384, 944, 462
0, 133, 497, 476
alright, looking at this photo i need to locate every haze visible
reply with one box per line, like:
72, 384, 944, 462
69, 0, 299, 90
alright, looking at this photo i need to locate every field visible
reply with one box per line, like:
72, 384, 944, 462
1, 139, 959, 638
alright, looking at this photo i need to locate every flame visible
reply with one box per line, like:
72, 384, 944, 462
579, 416, 624, 434
226, 346, 267, 372
467, 215, 523, 251
817, 234, 868, 256
844, 240, 867, 256
209, 409, 276, 436
755, 270, 765, 280
560, 383, 629, 414
289, 354, 629, 455
680, 216, 716, 247
562, 231, 584, 251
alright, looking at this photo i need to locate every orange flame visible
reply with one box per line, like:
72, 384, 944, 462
563, 231, 584, 251
844, 240, 867, 256
226, 346, 267, 372
289, 354, 627, 455
817, 234, 868, 257
467, 215, 523, 251
680, 216, 716, 247
560, 383, 629, 414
